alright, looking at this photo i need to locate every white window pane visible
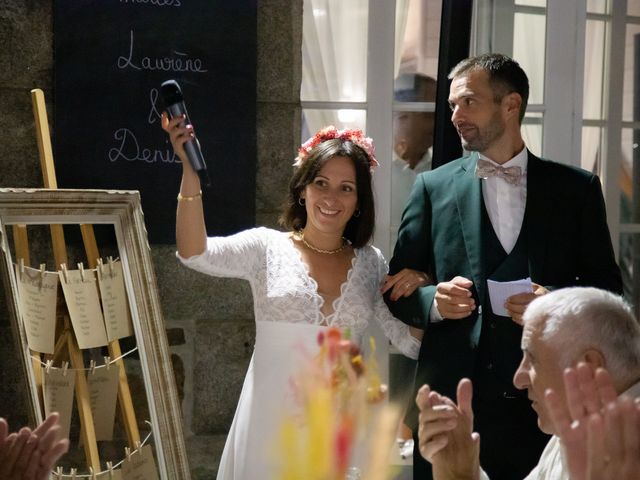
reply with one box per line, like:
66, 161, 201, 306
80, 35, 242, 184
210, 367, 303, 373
522, 114, 542, 157
628, 0, 640, 16
623, 25, 640, 122
390, 108, 435, 230
515, 0, 546, 7
301, 0, 368, 102
620, 128, 639, 223
513, 13, 545, 105
301, 109, 367, 142
581, 126, 603, 175
583, 20, 606, 120
394, 0, 442, 79
587, 0, 608, 14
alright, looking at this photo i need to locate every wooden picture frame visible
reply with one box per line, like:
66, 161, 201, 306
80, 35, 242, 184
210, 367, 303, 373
0, 188, 189, 479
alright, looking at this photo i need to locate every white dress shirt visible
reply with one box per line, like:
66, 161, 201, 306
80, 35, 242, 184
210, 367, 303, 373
431, 147, 528, 322
479, 147, 528, 254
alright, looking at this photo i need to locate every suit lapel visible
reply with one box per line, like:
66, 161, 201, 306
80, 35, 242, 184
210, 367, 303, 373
454, 153, 486, 303
523, 153, 550, 282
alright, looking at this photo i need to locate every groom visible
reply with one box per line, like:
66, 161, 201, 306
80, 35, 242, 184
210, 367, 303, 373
385, 53, 622, 480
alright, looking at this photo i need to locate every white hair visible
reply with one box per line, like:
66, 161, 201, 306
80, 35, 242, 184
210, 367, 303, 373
523, 287, 640, 385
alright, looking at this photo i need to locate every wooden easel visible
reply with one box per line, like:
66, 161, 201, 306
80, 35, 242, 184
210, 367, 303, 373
12, 89, 141, 472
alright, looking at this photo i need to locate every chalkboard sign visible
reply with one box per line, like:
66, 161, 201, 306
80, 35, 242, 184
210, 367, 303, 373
54, 0, 257, 243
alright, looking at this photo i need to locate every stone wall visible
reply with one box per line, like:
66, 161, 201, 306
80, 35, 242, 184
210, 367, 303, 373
0, 1, 302, 478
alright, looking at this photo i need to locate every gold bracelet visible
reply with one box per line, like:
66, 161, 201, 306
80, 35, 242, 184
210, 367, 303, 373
177, 190, 202, 202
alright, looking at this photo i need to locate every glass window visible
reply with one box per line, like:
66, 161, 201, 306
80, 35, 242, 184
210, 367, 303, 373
587, 0, 608, 14
583, 20, 607, 121
301, 0, 369, 102
620, 128, 640, 223
522, 113, 543, 157
623, 25, 640, 122
394, 0, 442, 82
513, 13, 546, 105
582, 126, 603, 175
390, 0, 442, 246
515, 0, 546, 6
619, 233, 640, 318
301, 109, 366, 141
628, 0, 640, 16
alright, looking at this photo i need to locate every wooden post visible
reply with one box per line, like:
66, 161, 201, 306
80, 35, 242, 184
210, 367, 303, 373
30, 88, 100, 471
80, 225, 141, 446
31, 86, 142, 457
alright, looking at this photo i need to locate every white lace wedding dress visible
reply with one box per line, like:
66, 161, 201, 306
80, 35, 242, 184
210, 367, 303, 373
178, 227, 420, 480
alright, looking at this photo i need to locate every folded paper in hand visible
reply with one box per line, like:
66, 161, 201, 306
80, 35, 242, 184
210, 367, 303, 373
487, 278, 533, 317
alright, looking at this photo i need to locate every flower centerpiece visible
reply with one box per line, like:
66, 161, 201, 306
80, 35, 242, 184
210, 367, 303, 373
276, 327, 392, 480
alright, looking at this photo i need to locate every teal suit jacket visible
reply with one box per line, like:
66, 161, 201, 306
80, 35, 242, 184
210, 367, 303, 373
386, 151, 622, 403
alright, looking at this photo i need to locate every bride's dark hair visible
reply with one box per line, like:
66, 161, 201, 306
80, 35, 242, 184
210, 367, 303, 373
279, 138, 375, 248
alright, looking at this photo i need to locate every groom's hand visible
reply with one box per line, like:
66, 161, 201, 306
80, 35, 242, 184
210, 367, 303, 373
505, 283, 548, 325
435, 276, 475, 319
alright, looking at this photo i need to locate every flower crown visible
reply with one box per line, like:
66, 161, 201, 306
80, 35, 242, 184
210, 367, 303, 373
293, 125, 379, 170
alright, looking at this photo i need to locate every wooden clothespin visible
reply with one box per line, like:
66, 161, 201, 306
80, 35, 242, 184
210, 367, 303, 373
108, 256, 115, 277
45, 359, 53, 374
60, 263, 69, 283
55, 466, 63, 479
89, 359, 97, 375
77, 262, 85, 282
134, 440, 141, 455
97, 257, 104, 280
38, 263, 46, 289
89, 466, 97, 480
70, 467, 77, 479
125, 446, 132, 462
106, 461, 115, 478
104, 355, 111, 370
61, 361, 69, 377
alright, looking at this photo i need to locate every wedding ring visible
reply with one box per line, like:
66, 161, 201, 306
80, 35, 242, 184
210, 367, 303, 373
405, 282, 411, 289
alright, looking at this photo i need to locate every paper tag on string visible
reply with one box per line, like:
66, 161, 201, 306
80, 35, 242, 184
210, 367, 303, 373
15, 263, 58, 354
43, 366, 75, 439
59, 267, 109, 349
121, 444, 159, 480
87, 363, 120, 441
97, 259, 134, 340
102, 464, 124, 480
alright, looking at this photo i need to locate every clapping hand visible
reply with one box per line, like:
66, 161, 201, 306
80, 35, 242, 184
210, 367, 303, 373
544, 362, 637, 480
0, 413, 69, 480
585, 395, 640, 479
416, 379, 480, 480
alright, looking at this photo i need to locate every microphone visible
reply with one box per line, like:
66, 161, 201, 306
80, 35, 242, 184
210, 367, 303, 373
160, 79, 211, 187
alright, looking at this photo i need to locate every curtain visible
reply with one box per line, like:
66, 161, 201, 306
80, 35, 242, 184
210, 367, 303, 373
301, 0, 411, 139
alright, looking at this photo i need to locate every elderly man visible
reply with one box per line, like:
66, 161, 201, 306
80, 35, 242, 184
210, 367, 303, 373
416, 287, 640, 480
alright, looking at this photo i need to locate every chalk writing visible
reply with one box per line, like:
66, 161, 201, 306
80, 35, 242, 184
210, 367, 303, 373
108, 128, 180, 164
148, 88, 162, 124
120, 0, 182, 6
117, 30, 207, 73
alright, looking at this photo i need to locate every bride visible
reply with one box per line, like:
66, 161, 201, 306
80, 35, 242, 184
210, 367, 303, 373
162, 119, 427, 480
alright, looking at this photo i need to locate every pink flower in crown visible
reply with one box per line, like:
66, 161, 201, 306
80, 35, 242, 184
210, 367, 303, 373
293, 125, 379, 171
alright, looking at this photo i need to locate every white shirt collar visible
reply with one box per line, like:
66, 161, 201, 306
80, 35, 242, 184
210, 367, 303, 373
478, 146, 528, 172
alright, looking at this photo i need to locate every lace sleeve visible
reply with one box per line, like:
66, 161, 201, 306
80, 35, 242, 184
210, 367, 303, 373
370, 247, 421, 360
176, 227, 269, 280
